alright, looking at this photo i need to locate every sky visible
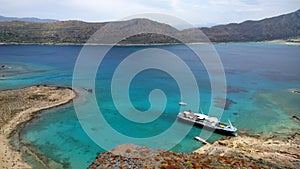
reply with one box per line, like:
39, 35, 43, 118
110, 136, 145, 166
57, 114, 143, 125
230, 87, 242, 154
0, 0, 299, 27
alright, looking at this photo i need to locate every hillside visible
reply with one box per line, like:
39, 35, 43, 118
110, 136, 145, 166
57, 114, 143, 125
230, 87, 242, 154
198, 9, 300, 42
0, 21, 105, 43
0, 9, 299, 44
88, 144, 271, 169
88, 133, 300, 169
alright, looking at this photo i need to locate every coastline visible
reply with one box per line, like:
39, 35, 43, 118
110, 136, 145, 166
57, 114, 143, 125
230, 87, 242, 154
0, 39, 299, 46
88, 131, 300, 168
1, 43, 296, 168
193, 131, 300, 169
0, 85, 76, 169
262, 39, 300, 46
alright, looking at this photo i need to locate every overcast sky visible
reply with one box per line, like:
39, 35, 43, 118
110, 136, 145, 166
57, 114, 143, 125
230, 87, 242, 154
0, 0, 299, 26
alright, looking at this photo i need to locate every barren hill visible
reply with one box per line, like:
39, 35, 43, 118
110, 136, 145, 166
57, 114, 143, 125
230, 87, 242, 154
0, 9, 299, 44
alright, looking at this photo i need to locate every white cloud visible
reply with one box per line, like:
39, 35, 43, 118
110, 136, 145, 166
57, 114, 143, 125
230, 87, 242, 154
0, 0, 299, 26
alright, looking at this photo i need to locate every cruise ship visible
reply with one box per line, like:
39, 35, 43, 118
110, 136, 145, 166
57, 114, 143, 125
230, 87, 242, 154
177, 110, 238, 136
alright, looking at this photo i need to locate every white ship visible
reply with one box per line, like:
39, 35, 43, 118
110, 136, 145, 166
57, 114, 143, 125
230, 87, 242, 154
177, 110, 238, 136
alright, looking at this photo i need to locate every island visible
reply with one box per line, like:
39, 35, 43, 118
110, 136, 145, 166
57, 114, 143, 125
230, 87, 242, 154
0, 85, 76, 169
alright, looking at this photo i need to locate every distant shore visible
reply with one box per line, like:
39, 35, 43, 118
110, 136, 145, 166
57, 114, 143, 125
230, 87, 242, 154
0, 85, 76, 169
0, 39, 299, 46
262, 38, 300, 46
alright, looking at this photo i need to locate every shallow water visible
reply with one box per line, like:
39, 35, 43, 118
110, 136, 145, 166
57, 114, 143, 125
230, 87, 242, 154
0, 43, 299, 168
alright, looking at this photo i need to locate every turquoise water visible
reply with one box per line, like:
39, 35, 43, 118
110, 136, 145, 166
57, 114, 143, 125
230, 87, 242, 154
0, 43, 300, 168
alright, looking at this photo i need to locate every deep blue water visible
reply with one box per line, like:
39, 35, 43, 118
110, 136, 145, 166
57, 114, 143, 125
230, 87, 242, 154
0, 43, 300, 169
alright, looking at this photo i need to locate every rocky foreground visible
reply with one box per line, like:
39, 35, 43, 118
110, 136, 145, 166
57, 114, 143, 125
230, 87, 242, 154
89, 133, 300, 169
0, 85, 76, 169
197, 133, 300, 169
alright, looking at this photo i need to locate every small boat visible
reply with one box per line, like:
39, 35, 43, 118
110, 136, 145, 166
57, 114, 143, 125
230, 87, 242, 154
83, 87, 93, 93
194, 136, 210, 144
178, 101, 187, 106
177, 110, 238, 136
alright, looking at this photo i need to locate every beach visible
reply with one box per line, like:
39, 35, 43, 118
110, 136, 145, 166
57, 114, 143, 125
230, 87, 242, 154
0, 85, 76, 169
262, 38, 300, 46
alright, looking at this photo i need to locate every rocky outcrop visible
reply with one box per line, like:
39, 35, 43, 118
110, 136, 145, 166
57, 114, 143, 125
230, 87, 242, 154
88, 132, 300, 169
195, 133, 300, 169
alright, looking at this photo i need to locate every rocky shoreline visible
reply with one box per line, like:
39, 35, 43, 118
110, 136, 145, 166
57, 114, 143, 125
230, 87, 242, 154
0, 85, 76, 169
88, 131, 300, 169
195, 132, 300, 169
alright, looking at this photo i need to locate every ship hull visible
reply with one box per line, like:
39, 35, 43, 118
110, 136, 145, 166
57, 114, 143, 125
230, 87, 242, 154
177, 115, 238, 136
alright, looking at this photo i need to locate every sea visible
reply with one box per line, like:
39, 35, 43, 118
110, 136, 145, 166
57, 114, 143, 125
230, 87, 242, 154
0, 43, 299, 169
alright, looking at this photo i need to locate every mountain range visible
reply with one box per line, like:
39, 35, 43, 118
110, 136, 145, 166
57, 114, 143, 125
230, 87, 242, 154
0, 15, 58, 23
0, 9, 299, 44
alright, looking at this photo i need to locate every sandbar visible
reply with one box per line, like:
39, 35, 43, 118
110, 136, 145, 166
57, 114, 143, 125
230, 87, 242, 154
0, 85, 76, 169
